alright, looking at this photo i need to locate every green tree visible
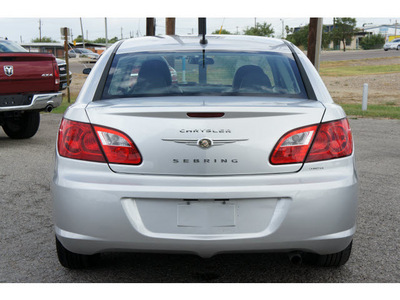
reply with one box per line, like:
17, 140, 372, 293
243, 22, 274, 37
31, 36, 57, 43
359, 34, 386, 50
331, 18, 358, 52
212, 29, 232, 35
93, 37, 119, 44
286, 25, 332, 50
75, 35, 90, 43
286, 25, 309, 48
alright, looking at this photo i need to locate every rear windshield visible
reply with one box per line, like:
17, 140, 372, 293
0, 40, 28, 53
101, 51, 308, 99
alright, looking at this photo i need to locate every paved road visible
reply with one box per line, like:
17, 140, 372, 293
0, 114, 399, 282
320, 49, 400, 61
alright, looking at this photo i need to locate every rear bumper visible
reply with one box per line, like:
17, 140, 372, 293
0, 92, 62, 112
52, 155, 358, 258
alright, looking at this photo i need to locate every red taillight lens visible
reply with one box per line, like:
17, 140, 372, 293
270, 125, 318, 164
58, 119, 105, 162
58, 119, 142, 165
53, 61, 60, 85
306, 118, 353, 162
270, 118, 353, 165
93, 126, 142, 165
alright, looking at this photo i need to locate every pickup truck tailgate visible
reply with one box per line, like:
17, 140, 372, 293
0, 53, 58, 94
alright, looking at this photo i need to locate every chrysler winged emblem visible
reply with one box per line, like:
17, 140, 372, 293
4, 65, 14, 77
162, 137, 248, 149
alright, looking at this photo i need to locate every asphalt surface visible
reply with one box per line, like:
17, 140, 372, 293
319, 49, 400, 61
0, 114, 399, 283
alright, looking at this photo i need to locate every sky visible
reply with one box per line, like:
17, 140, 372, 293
1, 17, 397, 44
1, 0, 398, 43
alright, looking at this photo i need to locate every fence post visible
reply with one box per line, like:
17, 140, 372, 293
362, 83, 368, 111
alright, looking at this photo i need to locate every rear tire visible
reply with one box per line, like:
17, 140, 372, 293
304, 241, 353, 267
56, 237, 99, 269
2, 111, 40, 139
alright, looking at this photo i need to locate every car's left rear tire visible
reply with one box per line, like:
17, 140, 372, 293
304, 240, 353, 267
56, 237, 99, 269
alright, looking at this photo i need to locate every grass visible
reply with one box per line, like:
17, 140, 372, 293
340, 103, 400, 119
320, 64, 400, 77
319, 57, 400, 77
52, 96, 76, 114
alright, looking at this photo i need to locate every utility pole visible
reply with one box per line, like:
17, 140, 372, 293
166, 18, 176, 35
80, 17, 85, 48
146, 18, 156, 36
39, 19, 42, 42
62, 27, 71, 103
307, 18, 323, 72
105, 17, 108, 48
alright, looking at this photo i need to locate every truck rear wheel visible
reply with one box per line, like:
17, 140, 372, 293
2, 111, 40, 139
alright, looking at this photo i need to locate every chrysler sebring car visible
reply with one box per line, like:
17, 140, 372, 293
52, 35, 358, 269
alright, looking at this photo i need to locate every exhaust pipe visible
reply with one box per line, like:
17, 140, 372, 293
288, 252, 303, 265
45, 105, 53, 112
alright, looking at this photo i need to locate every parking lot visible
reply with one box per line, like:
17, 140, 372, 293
0, 113, 399, 283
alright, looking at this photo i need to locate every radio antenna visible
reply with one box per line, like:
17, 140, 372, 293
198, 18, 208, 45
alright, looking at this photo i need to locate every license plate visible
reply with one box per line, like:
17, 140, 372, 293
177, 201, 236, 227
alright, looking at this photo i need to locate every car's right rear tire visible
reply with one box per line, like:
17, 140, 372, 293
56, 237, 99, 269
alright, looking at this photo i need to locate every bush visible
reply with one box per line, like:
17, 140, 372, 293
360, 34, 386, 50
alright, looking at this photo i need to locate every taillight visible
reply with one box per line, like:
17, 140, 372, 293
93, 125, 142, 165
270, 125, 318, 164
58, 119, 105, 162
53, 61, 60, 86
306, 118, 352, 162
270, 118, 353, 165
58, 119, 142, 165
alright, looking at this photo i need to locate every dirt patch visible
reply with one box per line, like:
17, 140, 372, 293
61, 73, 88, 99
322, 73, 400, 105
321, 56, 400, 105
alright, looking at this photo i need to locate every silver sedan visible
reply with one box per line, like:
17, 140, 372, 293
52, 35, 358, 269
383, 38, 400, 51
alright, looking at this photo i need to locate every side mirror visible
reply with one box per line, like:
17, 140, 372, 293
83, 68, 92, 75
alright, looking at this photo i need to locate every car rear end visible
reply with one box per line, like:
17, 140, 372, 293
52, 36, 358, 267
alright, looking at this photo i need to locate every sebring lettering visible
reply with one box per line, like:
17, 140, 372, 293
173, 159, 239, 163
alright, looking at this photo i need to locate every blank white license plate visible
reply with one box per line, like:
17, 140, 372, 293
177, 201, 236, 227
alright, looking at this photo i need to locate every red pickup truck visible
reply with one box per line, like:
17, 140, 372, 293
0, 40, 62, 139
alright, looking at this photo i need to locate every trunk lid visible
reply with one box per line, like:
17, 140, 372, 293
85, 97, 325, 176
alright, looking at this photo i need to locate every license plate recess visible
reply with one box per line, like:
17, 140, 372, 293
177, 200, 236, 227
